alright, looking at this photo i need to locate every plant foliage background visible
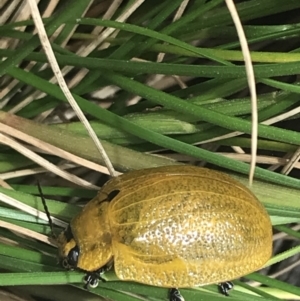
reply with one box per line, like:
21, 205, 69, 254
0, 0, 300, 301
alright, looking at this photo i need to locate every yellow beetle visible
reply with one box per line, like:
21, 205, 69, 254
57, 165, 273, 300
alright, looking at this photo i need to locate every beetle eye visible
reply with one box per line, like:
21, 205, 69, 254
65, 245, 80, 269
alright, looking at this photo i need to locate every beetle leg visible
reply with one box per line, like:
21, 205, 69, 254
218, 281, 234, 296
83, 262, 113, 289
84, 272, 100, 289
169, 288, 185, 301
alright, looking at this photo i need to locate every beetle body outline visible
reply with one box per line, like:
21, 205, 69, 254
57, 165, 272, 289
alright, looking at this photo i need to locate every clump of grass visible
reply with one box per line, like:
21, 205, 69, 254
0, 1, 300, 301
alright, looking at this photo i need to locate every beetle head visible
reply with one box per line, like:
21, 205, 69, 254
57, 226, 79, 270
57, 222, 113, 273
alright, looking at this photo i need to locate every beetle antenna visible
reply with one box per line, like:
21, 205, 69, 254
37, 181, 55, 238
